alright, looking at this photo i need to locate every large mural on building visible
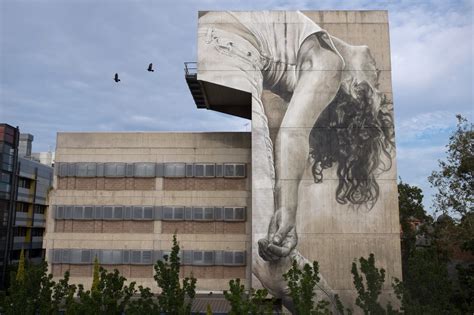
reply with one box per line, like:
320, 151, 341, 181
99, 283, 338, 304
198, 11, 398, 312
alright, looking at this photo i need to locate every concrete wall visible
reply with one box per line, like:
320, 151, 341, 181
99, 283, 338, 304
44, 132, 252, 292
197, 10, 401, 311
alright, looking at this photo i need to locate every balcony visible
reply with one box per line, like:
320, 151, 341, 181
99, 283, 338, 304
184, 62, 251, 119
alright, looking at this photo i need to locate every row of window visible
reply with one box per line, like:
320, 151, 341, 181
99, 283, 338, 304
51, 249, 246, 266
53, 205, 246, 222
56, 162, 246, 178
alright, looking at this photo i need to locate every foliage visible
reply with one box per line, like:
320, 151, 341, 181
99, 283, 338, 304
392, 247, 456, 314
429, 114, 473, 219
397, 181, 433, 279
91, 255, 100, 292
206, 303, 213, 315
74, 267, 136, 315
224, 278, 273, 315
351, 254, 399, 315
0, 261, 50, 315
282, 260, 338, 315
154, 234, 196, 314
15, 249, 25, 283
126, 285, 159, 315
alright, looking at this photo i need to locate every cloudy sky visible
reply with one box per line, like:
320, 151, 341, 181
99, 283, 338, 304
1, 0, 472, 212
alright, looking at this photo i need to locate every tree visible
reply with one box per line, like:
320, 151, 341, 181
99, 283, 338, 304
393, 247, 458, 315
154, 234, 196, 314
351, 254, 399, 315
282, 260, 339, 315
224, 278, 273, 315
397, 181, 433, 278
429, 114, 473, 219
91, 255, 100, 293
126, 285, 159, 315
15, 249, 25, 283
75, 267, 136, 314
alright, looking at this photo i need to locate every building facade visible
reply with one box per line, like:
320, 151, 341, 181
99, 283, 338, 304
44, 132, 252, 290
193, 10, 401, 309
44, 10, 402, 312
0, 124, 53, 287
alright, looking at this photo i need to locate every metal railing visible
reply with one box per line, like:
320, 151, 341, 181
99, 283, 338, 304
184, 62, 197, 76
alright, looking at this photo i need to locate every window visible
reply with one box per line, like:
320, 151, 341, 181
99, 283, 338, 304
94, 206, 103, 219
164, 163, 185, 177
67, 163, 76, 177
83, 206, 93, 219
186, 164, 194, 177
194, 164, 204, 177
16, 202, 29, 213
214, 207, 223, 221
223, 251, 246, 266
103, 206, 113, 219
34, 205, 46, 214
76, 163, 96, 177
223, 163, 246, 178
104, 163, 126, 177
162, 206, 185, 221
55, 206, 64, 219
204, 207, 214, 220
134, 163, 156, 177
65, 206, 73, 219
193, 164, 216, 177
193, 207, 203, 220
14, 227, 27, 236
18, 178, 31, 189
216, 164, 223, 177
73, 206, 83, 220
101, 250, 123, 265
224, 207, 246, 221
133, 206, 143, 220
113, 206, 123, 220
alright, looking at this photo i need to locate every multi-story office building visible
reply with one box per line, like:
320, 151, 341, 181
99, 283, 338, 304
45, 132, 251, 290
0, 124, 53, 287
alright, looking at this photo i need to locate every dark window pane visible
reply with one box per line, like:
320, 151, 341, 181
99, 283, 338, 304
224, 164, 234, 177
224, 207, 234, 220
163, 207, 173, 220
194, 164, 204, 177
205, 164, 215, 177
193, 207, 203, 220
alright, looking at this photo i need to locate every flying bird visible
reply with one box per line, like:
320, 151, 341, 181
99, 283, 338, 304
114, 73, 120, 83
147, 63, 154, 72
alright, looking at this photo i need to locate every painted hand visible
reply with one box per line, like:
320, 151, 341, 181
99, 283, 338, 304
258, 209, 298, 261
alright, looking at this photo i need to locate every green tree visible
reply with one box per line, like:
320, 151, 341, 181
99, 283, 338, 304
429, 114, 473, 219
126, 285, 159, 315
15, 249, 25, 283
224, 278, 273, 315
351, 254, 399, 315
91, 255, 100, 293
75, 267, 136, 315
154, 234, 196, 314
397, 181, 433, 278
282, 260, 340, 315
393, 247, 458, 315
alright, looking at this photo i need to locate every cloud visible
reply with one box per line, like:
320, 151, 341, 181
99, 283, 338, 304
1, 0, 472, 211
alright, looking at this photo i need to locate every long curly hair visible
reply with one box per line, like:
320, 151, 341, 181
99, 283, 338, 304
309, 79, 395, 208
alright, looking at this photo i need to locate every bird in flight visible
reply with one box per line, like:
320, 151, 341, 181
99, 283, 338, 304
147, 63, 154, 72
114, 73, 120, 83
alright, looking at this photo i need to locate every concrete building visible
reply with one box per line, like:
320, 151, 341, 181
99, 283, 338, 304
44, 10, 402, 312
45, 132, 252, 291
0, 124, 53, 287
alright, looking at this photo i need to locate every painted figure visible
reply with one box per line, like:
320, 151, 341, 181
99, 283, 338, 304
198, 11, 394, 311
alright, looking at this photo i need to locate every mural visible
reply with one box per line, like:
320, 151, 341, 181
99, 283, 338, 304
198, 11, 395, 312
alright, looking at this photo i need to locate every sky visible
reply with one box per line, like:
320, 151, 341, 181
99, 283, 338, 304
1, 0, 472, 213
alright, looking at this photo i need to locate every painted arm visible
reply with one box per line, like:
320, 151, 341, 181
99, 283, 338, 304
259, 33, 344, 259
